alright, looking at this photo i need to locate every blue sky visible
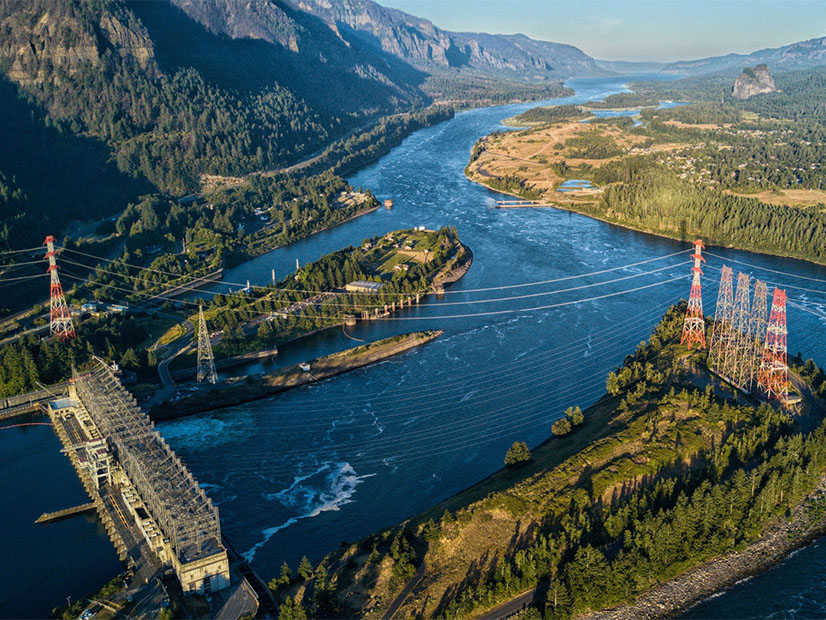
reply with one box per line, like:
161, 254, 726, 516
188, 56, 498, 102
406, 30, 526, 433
377, 1, 826, 62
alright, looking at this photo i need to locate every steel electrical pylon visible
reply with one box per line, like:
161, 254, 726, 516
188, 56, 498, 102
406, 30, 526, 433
757, 287, 789, 406
197, 305, 217, 384
747, 280, 768, 390
680, 239, 706, 349
709, 265, 734, 374
43, 235, 76, 341
726, 273, 752, 389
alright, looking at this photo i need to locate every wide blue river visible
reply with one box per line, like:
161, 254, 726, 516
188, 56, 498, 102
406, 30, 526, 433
3, 75, 826, 618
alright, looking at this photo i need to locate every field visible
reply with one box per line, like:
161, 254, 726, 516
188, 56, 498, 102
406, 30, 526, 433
727, 188, 826, 209
466, 117, 683, 202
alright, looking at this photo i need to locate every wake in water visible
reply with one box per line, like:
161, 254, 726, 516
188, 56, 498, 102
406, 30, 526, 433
244, 462, 375, 562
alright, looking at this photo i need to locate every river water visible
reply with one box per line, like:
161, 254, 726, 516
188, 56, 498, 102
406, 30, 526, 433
4, 75, 826, 617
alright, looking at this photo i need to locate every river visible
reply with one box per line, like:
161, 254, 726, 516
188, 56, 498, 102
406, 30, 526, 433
4, 74, 826, 618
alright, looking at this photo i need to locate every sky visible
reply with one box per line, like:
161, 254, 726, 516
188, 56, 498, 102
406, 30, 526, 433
377, 1, 826, 62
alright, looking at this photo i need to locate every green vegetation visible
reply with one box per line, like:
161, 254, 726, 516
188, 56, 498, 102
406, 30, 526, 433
510, 104, 590, 125
309, 304, 826, 620
423, 72, 574, 107
564, 130, 623, 159
184, 228, 465, 359
305, 106, 454, 178
505, 441, 533, 467
0, 314, 156, 398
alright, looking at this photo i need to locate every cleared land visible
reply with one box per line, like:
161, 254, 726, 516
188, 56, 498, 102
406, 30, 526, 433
466, 117, 682, 202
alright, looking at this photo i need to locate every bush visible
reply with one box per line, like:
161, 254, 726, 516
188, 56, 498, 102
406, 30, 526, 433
505, 441, 532, 467
552, 417, 572, 437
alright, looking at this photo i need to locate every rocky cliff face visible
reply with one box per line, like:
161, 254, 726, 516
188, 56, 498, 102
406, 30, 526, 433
732, 64, 777, 99
282, 0, 602, 80
0, 0, 154, 86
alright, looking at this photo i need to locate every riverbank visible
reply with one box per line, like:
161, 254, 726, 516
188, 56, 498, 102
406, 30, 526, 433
588, 475, 826, 620
149, 331, 443, 420
464, 105, 826, 267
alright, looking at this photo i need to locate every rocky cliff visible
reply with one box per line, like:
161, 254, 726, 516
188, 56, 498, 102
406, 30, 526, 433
283, 0, 602, 80
732, 64, 777, 99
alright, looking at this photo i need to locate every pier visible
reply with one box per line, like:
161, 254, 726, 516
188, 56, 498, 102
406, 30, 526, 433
35, 502, 96, 524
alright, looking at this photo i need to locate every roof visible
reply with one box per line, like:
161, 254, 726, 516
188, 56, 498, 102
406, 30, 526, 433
49, 398, 76, 411
345, 280, 384, 292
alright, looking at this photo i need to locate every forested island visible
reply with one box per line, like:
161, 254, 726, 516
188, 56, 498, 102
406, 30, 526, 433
262, 304, 826, 620
466, 68, 826, 265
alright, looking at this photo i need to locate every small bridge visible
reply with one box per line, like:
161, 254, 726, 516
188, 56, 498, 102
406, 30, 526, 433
494, 200, 557, 208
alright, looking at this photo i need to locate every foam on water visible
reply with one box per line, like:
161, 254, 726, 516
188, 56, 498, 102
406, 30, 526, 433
244, 462, 375, 562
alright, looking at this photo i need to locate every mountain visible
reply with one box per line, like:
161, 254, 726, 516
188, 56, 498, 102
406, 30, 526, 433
732, 64, 777, 99
595, 59, 666, 74
280, 0, 602, 81
0, 0, 600, 251
663, 36, 826, 75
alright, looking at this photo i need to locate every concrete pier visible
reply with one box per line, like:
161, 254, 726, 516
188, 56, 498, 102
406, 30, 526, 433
35, 502, 96, 524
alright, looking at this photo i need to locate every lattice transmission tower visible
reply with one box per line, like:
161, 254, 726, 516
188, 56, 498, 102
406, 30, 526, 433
680, 239, 706, 349
709, 265, 734, 373
746, 280, 768, 391
726, 273, 752, 389
197, 305, 217, 384
757, 287, 789, 405
43, 235, 75, 341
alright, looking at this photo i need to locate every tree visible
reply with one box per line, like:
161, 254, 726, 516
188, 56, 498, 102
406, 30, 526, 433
566, 406, 584, 426
606, 371, 620, 396
505, 441, 532, 468
278, 596, 308, 620
552, 417, 572, 437
279, 561, 292, 585
298, 555, 313, 580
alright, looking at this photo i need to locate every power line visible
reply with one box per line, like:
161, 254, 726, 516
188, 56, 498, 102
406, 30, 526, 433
61, 254, 687, 310
705, 251, 826, 285
61, 245, 693, 297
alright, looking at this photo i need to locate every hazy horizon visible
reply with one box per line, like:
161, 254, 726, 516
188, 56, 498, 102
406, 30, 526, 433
377, 0, 826, 63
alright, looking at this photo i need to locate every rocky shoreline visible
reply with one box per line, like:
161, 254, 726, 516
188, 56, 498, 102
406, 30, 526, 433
587, 478, 826, 619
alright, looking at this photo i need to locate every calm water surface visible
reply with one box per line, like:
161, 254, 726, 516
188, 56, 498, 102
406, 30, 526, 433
3, 74, 826, 617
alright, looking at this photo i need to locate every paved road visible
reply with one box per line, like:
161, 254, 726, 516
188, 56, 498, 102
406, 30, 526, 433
477, 589, 537, 620
381, 560, 426, 620
143, 322, 194, 409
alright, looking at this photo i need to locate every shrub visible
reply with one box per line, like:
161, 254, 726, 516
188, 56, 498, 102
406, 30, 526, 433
505, 441, 532, 467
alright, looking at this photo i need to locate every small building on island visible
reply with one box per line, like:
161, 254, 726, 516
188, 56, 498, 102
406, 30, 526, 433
345, 280, 385, 294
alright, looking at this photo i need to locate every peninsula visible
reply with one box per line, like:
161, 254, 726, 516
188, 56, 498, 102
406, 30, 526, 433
266, 304, 826, 619
465, 74, 826, 266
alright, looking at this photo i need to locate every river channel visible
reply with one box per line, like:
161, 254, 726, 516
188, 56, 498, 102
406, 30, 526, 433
4, 75, 826, 618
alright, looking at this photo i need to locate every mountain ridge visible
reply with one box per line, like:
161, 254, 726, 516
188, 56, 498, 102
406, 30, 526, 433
663, 35, 826, 75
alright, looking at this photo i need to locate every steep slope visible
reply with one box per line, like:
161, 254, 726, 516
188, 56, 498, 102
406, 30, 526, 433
663, 36, 826, 76
282, 0, 602, 81
0, 0, 428, 196
309, 307, 826, 620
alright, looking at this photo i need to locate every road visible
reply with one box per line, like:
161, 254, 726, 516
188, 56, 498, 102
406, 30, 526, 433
143, 322, 194, 409
476, 589, 537, 620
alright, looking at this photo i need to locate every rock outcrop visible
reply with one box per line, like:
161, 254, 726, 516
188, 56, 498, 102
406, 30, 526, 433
731, 64, 777, 99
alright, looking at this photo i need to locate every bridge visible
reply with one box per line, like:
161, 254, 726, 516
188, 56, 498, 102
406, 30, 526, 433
494, 199, 557, 208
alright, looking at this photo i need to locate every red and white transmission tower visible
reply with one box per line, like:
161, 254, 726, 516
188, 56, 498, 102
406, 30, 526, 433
757, 287, 788, 405
680, 239, 706, 349
44, 235, 76, 341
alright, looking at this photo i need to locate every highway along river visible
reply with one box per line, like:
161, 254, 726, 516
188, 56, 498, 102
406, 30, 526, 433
4, 75, 826, 617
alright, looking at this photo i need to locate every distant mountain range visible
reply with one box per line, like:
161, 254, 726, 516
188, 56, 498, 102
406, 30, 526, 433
663, 36, 826, 75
